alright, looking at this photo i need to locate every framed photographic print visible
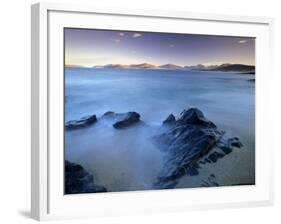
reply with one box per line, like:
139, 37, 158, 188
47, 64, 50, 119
31, 2, 274, 221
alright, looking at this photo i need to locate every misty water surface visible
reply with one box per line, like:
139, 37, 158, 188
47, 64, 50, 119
65, 68, 255, 191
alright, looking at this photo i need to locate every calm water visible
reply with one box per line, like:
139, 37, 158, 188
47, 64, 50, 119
65, 68, 255, 192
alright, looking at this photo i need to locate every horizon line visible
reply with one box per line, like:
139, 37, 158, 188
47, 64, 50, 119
65, 62, 256, 68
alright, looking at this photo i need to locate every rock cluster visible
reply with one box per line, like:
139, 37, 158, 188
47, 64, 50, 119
65, 108, 244, 190
152, 108, 243, 189
65, 111, 141, 130
65, 160, 107, 194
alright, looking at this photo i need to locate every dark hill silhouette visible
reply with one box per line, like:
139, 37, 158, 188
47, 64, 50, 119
208, 64, 255, 72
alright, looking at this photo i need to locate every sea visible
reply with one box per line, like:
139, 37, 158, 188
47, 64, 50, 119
65, 68, 255, 192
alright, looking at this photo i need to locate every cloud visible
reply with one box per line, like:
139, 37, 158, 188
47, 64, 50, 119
132, 33, 142, 38
169, 44, 174, 48
238, 40, 248, 44
119, 32, 125, 36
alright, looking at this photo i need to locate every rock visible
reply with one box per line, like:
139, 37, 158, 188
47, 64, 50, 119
176, 108, 216, 128
101, 111, 141, 129
217, 137, 242, 155
189, 164, 200, 176
102, 111, 115, 118
112, 112, 141, 129
65, 160, 107, 194
204, 158, 212, 164
65, 115, 97, 131
219, 146, 233, 154
228, 137, 243, 148
208, 151, 224, 163
163, 114, 176, 125
152, 108, 243, 189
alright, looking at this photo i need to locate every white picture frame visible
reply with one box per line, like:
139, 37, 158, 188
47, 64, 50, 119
31, 2, 274, 221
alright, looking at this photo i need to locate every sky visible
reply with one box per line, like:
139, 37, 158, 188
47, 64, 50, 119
64, 28, 255, 67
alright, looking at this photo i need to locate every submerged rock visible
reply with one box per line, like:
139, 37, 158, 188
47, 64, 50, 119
65, 160, 107, 194
65, 115, 97, 131
102, 111, 115, 117
65, 111, 142, 131
152, 108, 243, 189
163, 114, 176, 125
102, 111, 141, 129
113, 112, 141, 129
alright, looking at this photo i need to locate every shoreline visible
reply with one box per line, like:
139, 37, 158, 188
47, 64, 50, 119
65, 66, 255, 75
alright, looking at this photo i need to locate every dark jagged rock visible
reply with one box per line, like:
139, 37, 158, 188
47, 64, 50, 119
65, 115, 97, 131
152, 108, 243, 189
219, 146, 233, 154
65, 160, 107, 194
112, 112, 141, 129
176, 108, 216, 128
163, 114, 176, 125
208, 151, 224, 163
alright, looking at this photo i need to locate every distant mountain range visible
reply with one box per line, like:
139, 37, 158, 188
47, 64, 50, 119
159, 64, 184, 70
206, 64, 255, 72
66, 63, 255, 73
